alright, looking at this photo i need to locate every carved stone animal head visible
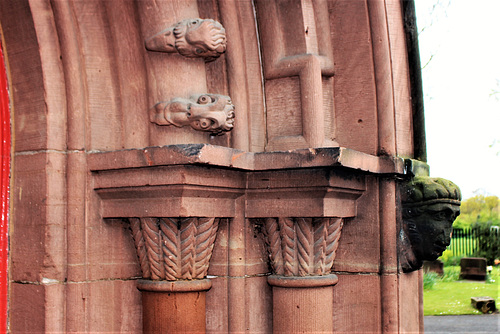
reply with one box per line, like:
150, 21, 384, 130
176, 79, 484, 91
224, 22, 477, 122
145, 18, 226, 62
151, 94, 234, 135
174, 19, 226, 61
400, 176, 461, 272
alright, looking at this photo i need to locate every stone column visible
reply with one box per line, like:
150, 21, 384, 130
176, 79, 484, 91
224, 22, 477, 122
259, 217, 343, 333
128, 217, 220, 333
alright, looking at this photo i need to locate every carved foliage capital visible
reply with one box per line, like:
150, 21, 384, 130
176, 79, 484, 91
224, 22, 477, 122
257, 217, 343, 277
128, 217, 220, 281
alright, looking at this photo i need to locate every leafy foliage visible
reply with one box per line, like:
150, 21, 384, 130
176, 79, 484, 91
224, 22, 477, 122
439, 249, 462, 266
440, 265, 460, 282
423, 271, 439, 290
453, 195, 500, 229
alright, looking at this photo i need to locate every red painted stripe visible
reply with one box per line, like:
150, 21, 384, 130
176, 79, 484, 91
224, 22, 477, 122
0, 41, 11, 333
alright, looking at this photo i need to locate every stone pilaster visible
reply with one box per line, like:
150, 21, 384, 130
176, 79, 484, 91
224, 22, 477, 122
257, 217, 344, 333
126, 217, 220, 333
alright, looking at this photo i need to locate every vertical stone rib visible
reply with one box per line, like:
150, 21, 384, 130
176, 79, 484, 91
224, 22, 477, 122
279, 217, 298, 276
324, 218, 343, 270
263, 218, 284, 275
313, 218, 328, 275
180, 217, 197, 280
129, 218, 151, 278
141, 218, 164, 280
159, 218, 181, 281
296, 217, 314, 276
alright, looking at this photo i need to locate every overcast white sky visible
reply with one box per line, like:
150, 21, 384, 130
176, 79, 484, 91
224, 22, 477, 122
414, 0, 500, 199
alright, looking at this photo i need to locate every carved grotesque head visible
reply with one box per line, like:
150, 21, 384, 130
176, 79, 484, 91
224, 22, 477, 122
151, 94, 235, 135
145, 18, 226, 62
400, 176, 461, 272
173, 19, 226, 61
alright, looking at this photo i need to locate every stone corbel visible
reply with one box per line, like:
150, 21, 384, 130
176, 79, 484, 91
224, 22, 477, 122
399, 176, 461, 272
145, 18, 226, 62
150, 94, 235, 135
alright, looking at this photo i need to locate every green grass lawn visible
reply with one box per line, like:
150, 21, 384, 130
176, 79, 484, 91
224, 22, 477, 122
424, 266, 499, 316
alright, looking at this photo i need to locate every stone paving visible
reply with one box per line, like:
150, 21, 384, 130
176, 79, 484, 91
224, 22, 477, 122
424, 315, 500, 333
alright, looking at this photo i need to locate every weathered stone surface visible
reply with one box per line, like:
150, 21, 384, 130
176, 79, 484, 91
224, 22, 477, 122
399, 270, 423, 333
145, 18, 226, 62
66, 280, 142, 333
88, 144, 405, 174
400, 176, 461, 272
471, 296, 496, 314
11, 153, 67, 282
423, 260, 444, 276
333, 274, 382, 333
334, 176, 381, 273
460, 257, 488, 280
150, 94, 234, 134
4, 0, 426, 332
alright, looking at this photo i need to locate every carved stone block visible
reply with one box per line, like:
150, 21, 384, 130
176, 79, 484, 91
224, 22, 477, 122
150, 94, 234, 135
471, 296, 496, 313
127, 217, 220, 281
460, 257, 487, 280
145, 18, 226, 62
400, 176, 461, 272
259, 217, 343, 277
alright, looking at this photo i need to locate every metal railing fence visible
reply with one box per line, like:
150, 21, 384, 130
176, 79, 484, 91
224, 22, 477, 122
449, 228, 478, 257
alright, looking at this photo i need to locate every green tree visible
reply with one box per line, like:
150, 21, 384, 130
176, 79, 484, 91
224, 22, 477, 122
453, 195, 500, 229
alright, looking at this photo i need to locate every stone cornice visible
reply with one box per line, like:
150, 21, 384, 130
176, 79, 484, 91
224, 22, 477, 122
88, 144, 406, 175
90, 144, 405, 219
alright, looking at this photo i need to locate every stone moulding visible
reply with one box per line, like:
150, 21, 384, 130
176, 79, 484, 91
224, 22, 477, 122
137, 278, 212, 292
145, 18, 226, 62
267, 274, 339, 288
128, 217, 220, 281
90, 144, 411, 332
90, 144, 409, 283
88, 144, 405, 174
255, 0, 336, 150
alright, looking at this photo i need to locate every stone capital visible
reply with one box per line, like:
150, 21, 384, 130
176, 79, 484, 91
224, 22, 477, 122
128, 217, 220, 281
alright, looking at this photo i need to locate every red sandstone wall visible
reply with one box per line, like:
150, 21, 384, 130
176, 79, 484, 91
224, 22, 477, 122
1, 0, 421, 332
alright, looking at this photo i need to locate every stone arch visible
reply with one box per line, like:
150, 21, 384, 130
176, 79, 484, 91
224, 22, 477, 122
0, 1, 68, 331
